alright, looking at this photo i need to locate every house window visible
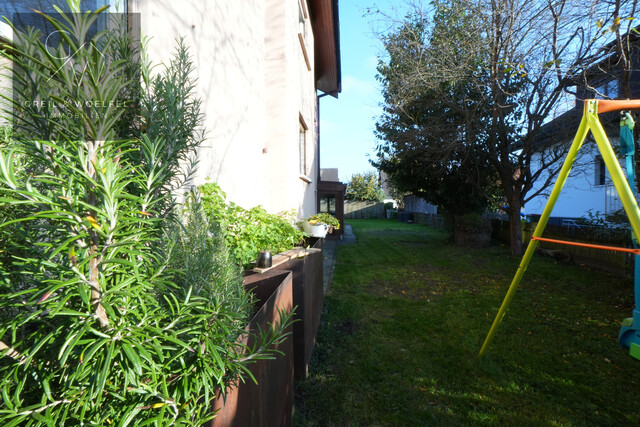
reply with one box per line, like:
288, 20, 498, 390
299, 118, 308, 177
297, 0, 311, 70
319, 194, 336, 215
596, 79, 619, 99
595, 155, 606, 186
298, 0, 307, 39
0, 1, 124, 16
2, 1, 128, 44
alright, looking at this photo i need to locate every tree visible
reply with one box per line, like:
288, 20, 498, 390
373, 0, 627, 255
591, 0, 640, 193
373, 0, 501, 220
345, 171, 384, 202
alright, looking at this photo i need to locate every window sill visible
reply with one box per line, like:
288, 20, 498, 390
299, 175, 312, 184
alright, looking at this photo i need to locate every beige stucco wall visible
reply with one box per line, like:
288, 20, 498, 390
0, 22, 12, 127
0, 56, 10, 127
131, 0, 319, 218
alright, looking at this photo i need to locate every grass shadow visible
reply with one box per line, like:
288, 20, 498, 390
295, 219, 639, 426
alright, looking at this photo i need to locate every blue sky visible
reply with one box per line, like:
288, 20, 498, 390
319, 1, 404, 183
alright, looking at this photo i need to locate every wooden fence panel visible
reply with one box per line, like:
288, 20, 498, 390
344, 201, 385, 219
492, 219, 633, 276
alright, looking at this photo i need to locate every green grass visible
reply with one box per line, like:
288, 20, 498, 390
294, 219, 640, 426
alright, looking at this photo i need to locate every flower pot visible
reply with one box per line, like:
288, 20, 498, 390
301, 220, 330, 238
256, 250, 272, 268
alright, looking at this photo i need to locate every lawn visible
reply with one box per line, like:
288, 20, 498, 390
294, 219, 640, 426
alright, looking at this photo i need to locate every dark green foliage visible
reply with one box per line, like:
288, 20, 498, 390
305, 213, 340, 229
0, 4, 290, 425
373, 0, 503, 217
454, 212, 492, 232
199, 183, 305, 268
136, 38, 204, 216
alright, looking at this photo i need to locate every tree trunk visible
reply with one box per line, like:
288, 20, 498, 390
507, 200, 523, 256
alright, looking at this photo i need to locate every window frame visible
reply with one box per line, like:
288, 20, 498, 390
299, 115, 310, 182
595, 154, 607, 186
297, 0, 311, 71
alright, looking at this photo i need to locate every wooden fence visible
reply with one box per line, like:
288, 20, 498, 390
492, 219, 633, 276
344, 201, 385, 219
411, 212, 446, 228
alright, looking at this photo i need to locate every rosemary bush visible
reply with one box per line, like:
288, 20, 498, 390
0, 4, 290, 425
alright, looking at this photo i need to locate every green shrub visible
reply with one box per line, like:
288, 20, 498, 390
454, 213, 491, 232
0, 5, 290, 425
304, 212, 341, 229
345, 171, 384, 202
199, 183, 305, 268
0, 127, 33, 288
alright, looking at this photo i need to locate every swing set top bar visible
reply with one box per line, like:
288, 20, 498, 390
596, 99, 640, 114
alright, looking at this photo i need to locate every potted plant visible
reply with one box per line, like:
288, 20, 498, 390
300, 213, 340, 238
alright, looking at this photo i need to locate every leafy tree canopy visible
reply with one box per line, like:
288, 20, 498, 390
346, 171, 384, 202
372, 0, 630, 254
373, 0, 502, 218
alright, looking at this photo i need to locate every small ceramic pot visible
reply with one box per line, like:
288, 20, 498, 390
256, 250, 272, 268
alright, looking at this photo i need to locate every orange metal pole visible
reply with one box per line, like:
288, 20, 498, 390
531, 236, 640, 255
596, 99, 640, 114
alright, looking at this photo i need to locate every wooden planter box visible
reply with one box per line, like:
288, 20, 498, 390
210, 270, 294, 427
249, 240, 324, 380
272, 239, 323, 380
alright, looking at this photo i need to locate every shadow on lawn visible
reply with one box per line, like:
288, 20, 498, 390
294, 219, 640, 427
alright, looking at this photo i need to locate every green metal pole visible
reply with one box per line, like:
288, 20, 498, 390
479, 111, 591, 356
587, 106, 640, 241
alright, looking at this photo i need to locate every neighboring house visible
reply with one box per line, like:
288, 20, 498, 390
378, 171, 397, 208
526, 32, 640, 224
0, 0, 341, 219
403, 194, 437, 215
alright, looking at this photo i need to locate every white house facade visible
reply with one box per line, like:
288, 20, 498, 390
525, 33, 639, 223
526, 136, 623, 221
0, 0, 341, 219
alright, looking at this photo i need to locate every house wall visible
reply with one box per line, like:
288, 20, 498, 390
0, 58, 10, 128
0, 23, 13, 127
130, 0, 319, 218
264, 0, 318, 218
320, 168, 339, 181
403, 195, 437, 215
526, 140, 624, 219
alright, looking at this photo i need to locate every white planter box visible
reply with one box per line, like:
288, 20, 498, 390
301, 221, 329, 238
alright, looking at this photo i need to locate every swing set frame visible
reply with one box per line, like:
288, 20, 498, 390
480, 99, 640, 358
